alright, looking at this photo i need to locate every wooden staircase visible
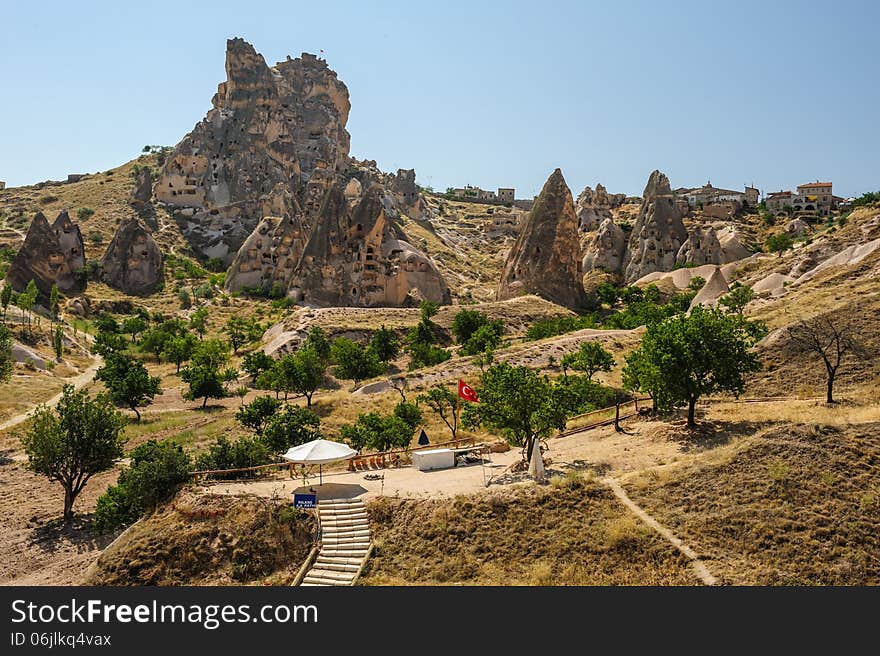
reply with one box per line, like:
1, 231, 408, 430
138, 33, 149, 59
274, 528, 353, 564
300, 498, 372, 587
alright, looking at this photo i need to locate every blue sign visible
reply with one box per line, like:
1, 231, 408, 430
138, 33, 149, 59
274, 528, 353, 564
294, 493, 317, 509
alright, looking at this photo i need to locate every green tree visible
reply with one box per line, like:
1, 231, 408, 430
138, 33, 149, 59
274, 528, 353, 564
1, 284, 12, 320
719, 283, 755, 315
461, 363, 565, 460
17, 280, 38, 326
340, 412, 412, 452
596, 282, 619, 306
22, 385, 125, 521
94, 440, 192, 533
451, 309, 490, 345
95, 353, 161, 422
417, 387, 461, 441
561, 342, 615, 381
622, 306, 762, 428
460, 322, 503, 356
122, 316, 148, 343
765, 232, 793, 257
181, 339, 236, 408
242, 350, 274, 382
304, 326, 331, 362
406, 301, 450, 369
49, 284, 60, 321
235, 395, 282, 435
331, 337, 385, 386
688, 276, 706, 292
189, 307, 209, 339
370, 325, 400, 362
393, 401, 422, 431
290, 347, 326, 407
178, 288, 192, 309
224, 316, 248, 353
53, 326, 64, 361
0, 323, 13, 383
261, 405, 321, 456
93, 330, 128, 357
162, 332, 198, 373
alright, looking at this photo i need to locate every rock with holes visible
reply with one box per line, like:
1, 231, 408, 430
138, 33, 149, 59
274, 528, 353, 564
7, 210, 86, 300
623, 170, 688, 282
288, 183, 450, 307
676, 226, 723, 267
497, 169, 588, 309
153, 38, 351, 263
582, 217, 627, 274
100, 217, 164, 294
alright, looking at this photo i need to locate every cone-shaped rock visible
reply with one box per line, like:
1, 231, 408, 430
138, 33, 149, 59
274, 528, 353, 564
624, 170, 687, 282
288, 183, 450, 307
7, 210, 85, 300
497, 169, 588, 309
100, 217, 164, 294
689, 266, 729, 309
583, 217, 626, 274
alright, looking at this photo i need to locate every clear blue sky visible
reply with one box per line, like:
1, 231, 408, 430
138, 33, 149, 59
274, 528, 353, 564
1, 0, 878, 198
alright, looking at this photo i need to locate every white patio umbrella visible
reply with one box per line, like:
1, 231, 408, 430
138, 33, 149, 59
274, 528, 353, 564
282, 439, 358, 484
528, 441, 545, 484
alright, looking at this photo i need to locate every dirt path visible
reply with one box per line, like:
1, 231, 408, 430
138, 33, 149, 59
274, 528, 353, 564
601, 476, 718, 586
0, 355, 103, 435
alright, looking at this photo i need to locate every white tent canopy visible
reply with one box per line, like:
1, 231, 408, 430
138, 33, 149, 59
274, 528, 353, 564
283, 439, 357, 485
283, 439, 357, 464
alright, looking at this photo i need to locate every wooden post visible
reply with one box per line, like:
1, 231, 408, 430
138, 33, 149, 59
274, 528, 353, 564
614, 403, 621, 432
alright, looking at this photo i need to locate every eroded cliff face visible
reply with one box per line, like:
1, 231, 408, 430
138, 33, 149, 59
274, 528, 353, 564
623, 170, 688, 283
286, 183, 450, 307
497, 169, 588, 310
7, 211, 85, 299
100, 217, 164, 294
158, 38, 449, 307
154, 38, 351, 263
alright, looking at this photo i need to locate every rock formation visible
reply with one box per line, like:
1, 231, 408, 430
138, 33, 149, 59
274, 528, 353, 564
130, 167, 153, 208
7, 211, 85, 300
623, 170, 688, 283
497, 169, 588, 309
717, 226, 752, 262
786, 218, 810, 238
689, 266, 729, 308
287, 183, 450, 307
575, 184, 614, 232
100, 217, 164, 294
676, 226, 723, 267
582, 218, 626, 274
159, 38, 449, 308
154, 38, 351, 262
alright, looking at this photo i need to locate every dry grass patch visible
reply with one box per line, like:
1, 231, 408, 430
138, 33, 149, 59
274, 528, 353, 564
361, 478, 697, 585
623, 421, 880, 585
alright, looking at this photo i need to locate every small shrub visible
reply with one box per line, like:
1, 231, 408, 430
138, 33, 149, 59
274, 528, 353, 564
77, 207, 95, 221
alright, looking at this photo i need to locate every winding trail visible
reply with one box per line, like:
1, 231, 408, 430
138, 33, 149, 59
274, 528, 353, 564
0, 355, 103, 434
601, 476, 718, 586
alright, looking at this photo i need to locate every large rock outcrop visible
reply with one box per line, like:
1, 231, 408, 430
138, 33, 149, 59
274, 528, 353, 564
100, 217, 164, 294
154, 38, 351, 263
497, 169, 588, 309
575, 184, 614, 232
130, 167, 153, 208
287, 183, 450, 307
689, 266, 729, 308
623, 170, 687, 282
7, 211, 85, 300
676, 226, 723, 267
582, 218, 627, 274
160, 38, 449, 308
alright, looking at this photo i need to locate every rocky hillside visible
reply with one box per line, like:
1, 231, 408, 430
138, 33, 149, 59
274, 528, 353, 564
85, 491, 315, 585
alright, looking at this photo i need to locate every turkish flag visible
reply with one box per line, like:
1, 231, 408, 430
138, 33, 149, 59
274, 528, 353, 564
458, 379, 480, 403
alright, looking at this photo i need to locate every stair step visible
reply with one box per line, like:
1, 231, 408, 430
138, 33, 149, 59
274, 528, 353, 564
321, 529, 371, 539
319, 511, 369, 520
308, 568, 357, 581
304, 574, 354, 585
319, 549, 370, 559
319, 506, 366, 514
314, 562, 361, 573
319, 500, 365, 508
317, 556, 366, 566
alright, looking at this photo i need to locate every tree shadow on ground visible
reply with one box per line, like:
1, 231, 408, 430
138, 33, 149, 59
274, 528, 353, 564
27, 513, 116, 555
670, 418, 773, 453
0, 450, 14, 465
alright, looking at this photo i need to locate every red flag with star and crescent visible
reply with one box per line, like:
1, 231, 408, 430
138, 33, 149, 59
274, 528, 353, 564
458, 379, 480, 403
